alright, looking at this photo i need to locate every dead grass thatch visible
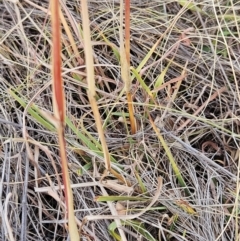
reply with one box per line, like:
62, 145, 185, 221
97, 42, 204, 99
0, 1, 240, 240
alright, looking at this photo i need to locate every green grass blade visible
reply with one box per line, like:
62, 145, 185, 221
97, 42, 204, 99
9, 89, 55, 131
108, 222, 121, 241
95, 196, 148, 202
135, 171, 147, 193
130, 67, 153, 98
66, 117, 118, 163
177, 0, 203, 13
125, 220, 158, 241
65, 116, 102, 154
153, 59, 173, 98
149, 115, 191, 196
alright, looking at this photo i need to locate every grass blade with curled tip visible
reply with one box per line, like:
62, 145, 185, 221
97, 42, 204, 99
108, 222, 121, 241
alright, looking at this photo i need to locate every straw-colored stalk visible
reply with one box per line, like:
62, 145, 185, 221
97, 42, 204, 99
80, 1, 132, 187
80, 1, 111, 172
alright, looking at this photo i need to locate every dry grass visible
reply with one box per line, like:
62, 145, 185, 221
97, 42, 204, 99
0, 0, 240, 240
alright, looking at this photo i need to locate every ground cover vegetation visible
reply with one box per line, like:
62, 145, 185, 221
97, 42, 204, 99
0, 0, 240, 240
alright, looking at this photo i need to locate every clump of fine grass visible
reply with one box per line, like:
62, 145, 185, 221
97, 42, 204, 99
0, 1, 240, 241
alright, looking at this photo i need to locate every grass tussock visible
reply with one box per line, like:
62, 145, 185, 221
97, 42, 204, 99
0, 1, 240, 240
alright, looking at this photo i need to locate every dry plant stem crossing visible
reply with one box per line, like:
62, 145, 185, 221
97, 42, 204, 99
2, 1, 240, 240
80, 1, 130, 239
39, 179, 101, 241
165, 132, 237, 181
176, 86, 227, 132
149, 114, 190, 196
82, 177, 163, 221
80, 0, 131, 189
